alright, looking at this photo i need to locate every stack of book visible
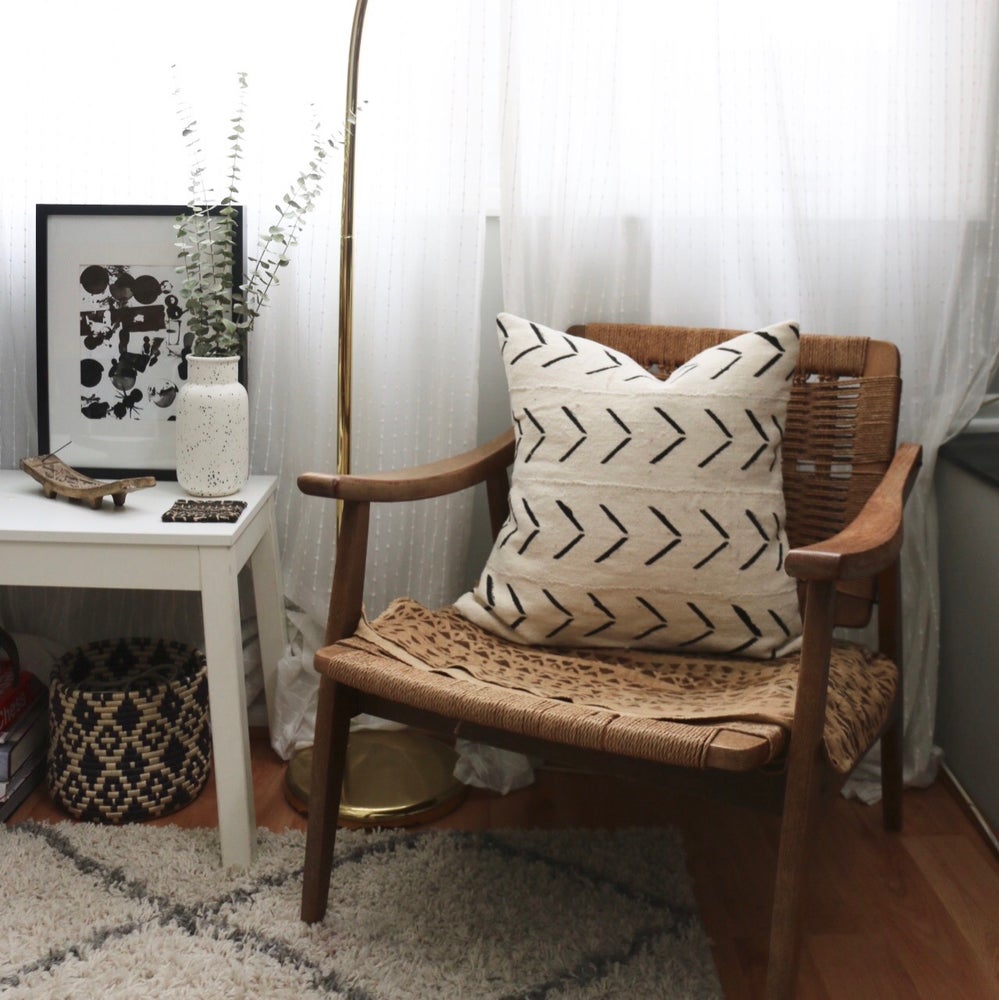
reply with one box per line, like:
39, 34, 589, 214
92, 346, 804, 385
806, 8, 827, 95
0, 642, 48, 823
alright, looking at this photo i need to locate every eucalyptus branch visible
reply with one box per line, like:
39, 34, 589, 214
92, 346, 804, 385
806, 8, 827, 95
243, 127, 333, 320
174, 72, 343, 357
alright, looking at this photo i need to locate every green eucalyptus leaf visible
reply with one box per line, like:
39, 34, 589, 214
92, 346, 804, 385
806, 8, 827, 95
174, 69, 341, 350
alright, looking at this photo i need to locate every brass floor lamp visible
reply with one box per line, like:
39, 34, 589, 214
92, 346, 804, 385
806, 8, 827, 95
284, 0, 467, 825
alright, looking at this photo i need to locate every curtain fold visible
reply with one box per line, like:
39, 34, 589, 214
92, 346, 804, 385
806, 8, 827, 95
498, 0, 999, 792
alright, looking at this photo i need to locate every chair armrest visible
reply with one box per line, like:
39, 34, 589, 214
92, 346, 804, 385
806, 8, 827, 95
784, 442, 922, 582
297, 428, 515, 503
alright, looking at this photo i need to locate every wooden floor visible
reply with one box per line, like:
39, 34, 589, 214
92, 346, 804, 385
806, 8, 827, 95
11, 731, 999, 1000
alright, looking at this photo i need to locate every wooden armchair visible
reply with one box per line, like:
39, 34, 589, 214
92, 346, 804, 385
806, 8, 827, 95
297, 322, 921, 1000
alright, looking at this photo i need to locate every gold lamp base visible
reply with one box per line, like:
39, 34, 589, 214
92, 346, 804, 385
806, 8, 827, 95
283, 728, 467, 827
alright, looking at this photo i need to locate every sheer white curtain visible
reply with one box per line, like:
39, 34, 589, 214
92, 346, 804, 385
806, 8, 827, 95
0, 1, 490, 755
498, 0, 999, 792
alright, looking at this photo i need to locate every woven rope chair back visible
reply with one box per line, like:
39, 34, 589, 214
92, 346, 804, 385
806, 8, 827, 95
569, 323, 902, 628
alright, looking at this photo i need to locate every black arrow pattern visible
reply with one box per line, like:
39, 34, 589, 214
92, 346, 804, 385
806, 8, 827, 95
462, 314, 803, 659
595, 504, 629, 563
646, 506, 682, 565
559, 406, 587, 461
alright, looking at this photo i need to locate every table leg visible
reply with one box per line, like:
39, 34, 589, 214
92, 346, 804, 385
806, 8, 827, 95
250, 499, 286, 733
199, 546, 256, 868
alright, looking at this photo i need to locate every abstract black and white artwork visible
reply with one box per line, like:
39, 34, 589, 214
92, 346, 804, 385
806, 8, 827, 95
77, 263, 190, 424
36, 205, 243, 479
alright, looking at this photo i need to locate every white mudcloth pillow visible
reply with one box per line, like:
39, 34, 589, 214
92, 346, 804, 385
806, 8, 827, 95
455, 314, 803, 659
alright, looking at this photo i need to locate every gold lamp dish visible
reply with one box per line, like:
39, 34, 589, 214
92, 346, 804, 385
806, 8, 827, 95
284, 0, 467, 824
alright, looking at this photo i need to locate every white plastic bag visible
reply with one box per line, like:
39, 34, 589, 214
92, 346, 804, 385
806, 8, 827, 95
453, 739, 539, 794
270, 609, 408, 760
270, 609, 325, 759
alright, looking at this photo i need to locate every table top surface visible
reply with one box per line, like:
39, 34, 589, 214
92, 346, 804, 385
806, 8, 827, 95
0, 471, 277, 546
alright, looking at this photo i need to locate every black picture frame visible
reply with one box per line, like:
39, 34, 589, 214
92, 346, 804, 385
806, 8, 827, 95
35, 204, 245, 480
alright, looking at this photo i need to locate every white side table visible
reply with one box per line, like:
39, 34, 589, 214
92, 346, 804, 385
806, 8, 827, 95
0, 472, 286, 868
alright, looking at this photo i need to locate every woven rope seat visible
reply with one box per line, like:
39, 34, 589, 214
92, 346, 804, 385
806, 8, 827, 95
320, 598, 897, 775
48, 637, 212, 824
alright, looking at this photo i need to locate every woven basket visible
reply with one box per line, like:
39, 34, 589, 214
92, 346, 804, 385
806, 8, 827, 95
48, 638, 212, 823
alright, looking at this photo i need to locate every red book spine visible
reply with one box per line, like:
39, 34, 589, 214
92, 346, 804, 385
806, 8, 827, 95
0, 672, 43, 737
0, 661, 16, 698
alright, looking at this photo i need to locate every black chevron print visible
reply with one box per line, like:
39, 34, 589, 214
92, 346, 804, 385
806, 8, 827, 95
698, 409, 733, 467
497, 497, 540, 553
651, 407, 686, 464
768, 608, 792, 637
553, 500, 584, 558
740, 508, 769, 570
521, 407, 545, 462
602, 409, 632, 463
646, 506, 682, 565
751, 329, 786, 377
497, 315, 511, 353
734, 605, 763, 634
583, 592, 616, 636
505, 583, 527, 630
709, 346, 742, 379
559, 406, 587, 461
542, 588, 574, 638
693, 509, 729, 568
512, 413, 523, 459
595, 504, 628, 562
727, 604, 764, 654
497, 511, 518, 549
522, 408, 544, 433
542, 335, 580, 367
484, 574, 529, 631
633, 596, 668, 640
517, 497, 541, 554
653, 601, 788, 656
741, 409, 769, 469
675, 601, 714, 647
586, 350, 624, 375
508, 321, 548, 365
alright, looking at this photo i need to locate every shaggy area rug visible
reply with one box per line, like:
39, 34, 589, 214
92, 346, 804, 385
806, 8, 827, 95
0, 822, 722, 999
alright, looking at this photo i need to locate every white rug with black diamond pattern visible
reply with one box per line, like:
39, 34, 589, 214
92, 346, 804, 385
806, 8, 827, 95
0, 822, 722, 999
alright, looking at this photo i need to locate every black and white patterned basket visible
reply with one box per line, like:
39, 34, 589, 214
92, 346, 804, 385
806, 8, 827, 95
48, 638, 212, 824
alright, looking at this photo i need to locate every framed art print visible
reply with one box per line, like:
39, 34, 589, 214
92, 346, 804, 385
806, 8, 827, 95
35, 204, 244, 479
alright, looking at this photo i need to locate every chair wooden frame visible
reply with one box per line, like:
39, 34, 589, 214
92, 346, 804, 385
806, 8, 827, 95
298, 325, 922, 1000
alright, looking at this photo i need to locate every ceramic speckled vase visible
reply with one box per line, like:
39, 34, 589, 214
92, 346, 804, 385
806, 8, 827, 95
175, 356, 249, 497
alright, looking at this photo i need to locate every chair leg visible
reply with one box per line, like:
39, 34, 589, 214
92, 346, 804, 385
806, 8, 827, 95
301, 676, 355, 923
765, 579, 837, 999
766, 754, 821, 1000
877, 562, 904, 832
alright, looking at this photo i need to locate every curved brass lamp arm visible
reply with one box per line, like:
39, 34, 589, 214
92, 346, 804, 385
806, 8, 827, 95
338, 0, 369, 487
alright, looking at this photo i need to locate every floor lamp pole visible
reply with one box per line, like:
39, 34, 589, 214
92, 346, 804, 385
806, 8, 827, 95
284, 0, 466, 824
336, 0, 366, 494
